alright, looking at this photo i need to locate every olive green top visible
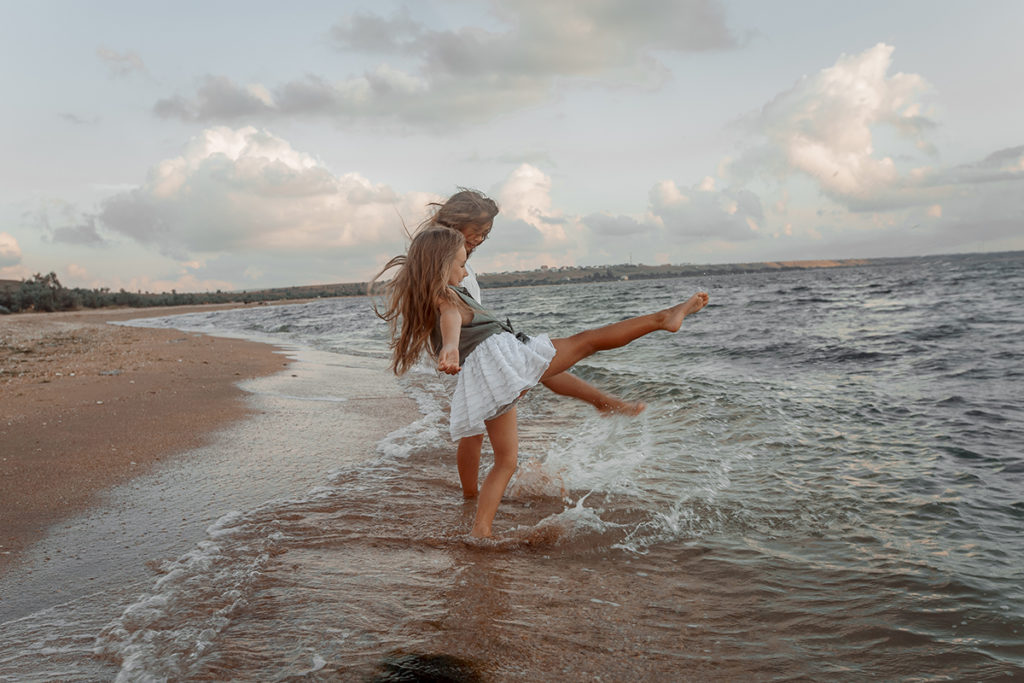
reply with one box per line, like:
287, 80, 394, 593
430, 285, 515, 366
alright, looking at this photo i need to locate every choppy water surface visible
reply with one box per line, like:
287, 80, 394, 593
2, 251, 1022, 680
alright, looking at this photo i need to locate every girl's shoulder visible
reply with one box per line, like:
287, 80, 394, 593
438, 285, 469, 308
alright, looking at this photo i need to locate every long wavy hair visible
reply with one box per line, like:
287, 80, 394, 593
419, 188, 499, 234
370, 226, 467, 375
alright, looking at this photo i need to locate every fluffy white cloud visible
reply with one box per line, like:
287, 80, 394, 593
156, 1, 737, 126
638, 42, 1023, 256
473, 164, 587, 271
98, 127, 434, 266
0, 232, 23, 268
732, 43, 940, 210
497, 165, 570, 243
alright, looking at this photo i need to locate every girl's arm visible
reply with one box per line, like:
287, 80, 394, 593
437, 298, 463, 374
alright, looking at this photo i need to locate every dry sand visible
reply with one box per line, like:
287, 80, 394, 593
0, 305, 291, 571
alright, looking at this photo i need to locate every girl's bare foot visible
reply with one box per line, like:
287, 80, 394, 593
661, 292, 709, 332
597, 398, 647, 416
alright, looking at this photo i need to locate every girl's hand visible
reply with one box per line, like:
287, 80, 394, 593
438, 346, 461, 374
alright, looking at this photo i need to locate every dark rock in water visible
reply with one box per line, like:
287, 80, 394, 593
99, 369, 122, 376
0, 305, 11, 315
370, 653, 483, 682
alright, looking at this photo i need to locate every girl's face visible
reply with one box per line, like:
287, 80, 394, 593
447, 245, 469, 286
461, 220, 492, 256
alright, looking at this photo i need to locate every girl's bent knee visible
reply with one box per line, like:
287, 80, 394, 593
493, 453, 518, 472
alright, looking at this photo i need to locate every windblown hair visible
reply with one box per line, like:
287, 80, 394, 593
420, 188, 499, 233
371, 226, 467, 375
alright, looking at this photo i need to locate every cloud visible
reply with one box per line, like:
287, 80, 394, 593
485, 217, 547, 257
498, 165, 567, 238
329, 6, 425, 54
23, 135, 619, 288
51, 217, 108, 247
583, 213, 646, 237
975, 145, 1024, 170
96, 46, 147, 78
460, 164, 595, 271
346, 0, 738, 77
483, 45, 1020, 264
0, 232, 23, 268
731, 43, 941, 211
943, 145, 1024, 185
490, 164, 584, 254
96, 126, 435, 277
651, 44, 1023, 254
155, 0, 738, 127
486, 166, 767, 267
648, 179, 763, 240
154, 76, 276, 120
28, 200, 109, 247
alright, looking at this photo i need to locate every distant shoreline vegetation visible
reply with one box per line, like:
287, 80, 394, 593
2, 251, 1018, 314
0, 272, 368, 314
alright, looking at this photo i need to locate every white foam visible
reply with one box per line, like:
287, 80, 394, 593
518, 497, 626, 542
95, 509, 274, 681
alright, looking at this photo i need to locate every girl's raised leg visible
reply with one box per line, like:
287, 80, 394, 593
456, 434, 484, 499
541, 372, 645, 415
541, 292, 708, 380
471, 406, 519, 538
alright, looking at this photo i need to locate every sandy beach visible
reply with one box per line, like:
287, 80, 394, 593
0, 305, 290, 571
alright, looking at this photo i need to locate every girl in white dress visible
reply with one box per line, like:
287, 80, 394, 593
416, 189, 646, 502
374, 226, 709, 538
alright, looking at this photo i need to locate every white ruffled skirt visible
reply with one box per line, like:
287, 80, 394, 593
449, 331, 556, 440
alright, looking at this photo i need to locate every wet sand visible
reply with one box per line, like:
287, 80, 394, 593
0, 305, 291, 571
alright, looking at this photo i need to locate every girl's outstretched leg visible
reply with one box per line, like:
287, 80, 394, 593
541, 292, 708, 379
471, 407, 519, 538
457, 435, 484, 499
541, 372, 645, 415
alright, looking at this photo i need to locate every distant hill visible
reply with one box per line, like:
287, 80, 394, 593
474, 257, 876, 289
244, 281, 368, 299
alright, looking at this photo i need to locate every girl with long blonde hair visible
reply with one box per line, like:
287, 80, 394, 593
374, 226, 709, 538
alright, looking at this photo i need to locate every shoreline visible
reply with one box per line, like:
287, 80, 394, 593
0, 304, 293, 572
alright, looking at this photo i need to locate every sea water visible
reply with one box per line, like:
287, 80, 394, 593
1, 251, 1022, 680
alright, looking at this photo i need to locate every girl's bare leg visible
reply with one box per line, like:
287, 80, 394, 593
457, 435, 484, 498
541, 292, 708, 380
471, 407, 519, 538
541, 372, 645, 415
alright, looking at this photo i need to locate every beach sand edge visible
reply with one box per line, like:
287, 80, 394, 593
0, 305, 293, 571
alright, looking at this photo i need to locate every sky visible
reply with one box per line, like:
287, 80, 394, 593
1, 0, 1022, 292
